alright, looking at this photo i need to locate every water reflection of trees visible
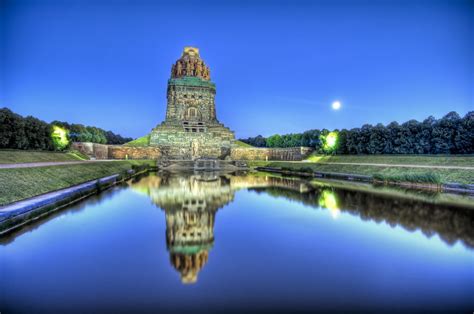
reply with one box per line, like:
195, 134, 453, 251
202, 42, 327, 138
251, 184, 474, 249
132, 172, 474, 285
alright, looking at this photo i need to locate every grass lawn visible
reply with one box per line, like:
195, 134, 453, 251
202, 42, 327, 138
0, 160, 155, 206
249, 160, 474, 184
0, 149, 88, 164
125, 134, 151, 147
305, 154, 474, 167
233, 140, 254, 148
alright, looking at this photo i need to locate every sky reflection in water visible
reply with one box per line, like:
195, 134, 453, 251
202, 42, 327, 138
1, 172, 473, 313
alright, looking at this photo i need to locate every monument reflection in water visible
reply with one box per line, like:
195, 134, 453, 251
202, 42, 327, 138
130, 171, 474, 284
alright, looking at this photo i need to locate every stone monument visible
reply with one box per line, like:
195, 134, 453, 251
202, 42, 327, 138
150, 47, 235, 160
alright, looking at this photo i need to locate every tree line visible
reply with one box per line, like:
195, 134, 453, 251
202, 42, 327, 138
0, 108, 133, 150
240, 111, 474, 154
51, 121, 133, 145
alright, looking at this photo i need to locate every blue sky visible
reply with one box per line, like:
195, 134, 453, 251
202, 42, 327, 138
1, 0, 472, 139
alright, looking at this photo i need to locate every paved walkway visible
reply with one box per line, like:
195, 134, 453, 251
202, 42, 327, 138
313, 161, 474, 170
0, 160, 115, 169
283, 160, 474, 170
1, 160, 472, 170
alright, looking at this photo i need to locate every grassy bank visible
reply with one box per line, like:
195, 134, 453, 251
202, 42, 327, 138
249, 160, 474, 184
305, 154, 474, 167
0, 149, 88, 164
0, 160, 154, 205
125, 134, 151, 147
233, 140, 254, 148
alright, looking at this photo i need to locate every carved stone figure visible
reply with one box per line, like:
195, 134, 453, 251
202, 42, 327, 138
186, 60, 192, 76
191, 140, 200, 159
192, 58, 197, 75
195, 61, 203, 77
169, 47, 212, 80
203, 66, 210, 80
176, 61, 182, 77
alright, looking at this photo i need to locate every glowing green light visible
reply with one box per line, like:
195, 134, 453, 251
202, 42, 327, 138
321, 131, 338, 152
319, 190, 338, 210
51, 125, 69, 150
326, 132, 337, 148
319, 189, 341, 219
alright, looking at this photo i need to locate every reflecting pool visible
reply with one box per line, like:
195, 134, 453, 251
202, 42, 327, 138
1, 172, 473, 313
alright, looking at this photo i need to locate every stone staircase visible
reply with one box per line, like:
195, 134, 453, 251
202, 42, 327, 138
157, 158, 248, 171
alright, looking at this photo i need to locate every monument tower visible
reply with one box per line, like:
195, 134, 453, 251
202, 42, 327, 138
150, 47, 235, 159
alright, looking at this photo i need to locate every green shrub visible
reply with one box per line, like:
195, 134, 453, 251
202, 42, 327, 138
131, 164, 149, 173
373, 172, 441, 184
300, 167, 314, 173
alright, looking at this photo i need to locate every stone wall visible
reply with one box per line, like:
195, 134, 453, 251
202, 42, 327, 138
230, 147, 313, 161
93, 144, 109, 159
71, 142, 161, 160
72, 142, 312, 161
71, 142, 94, 156
109, 146, 161, 160
71, 142, 109, 159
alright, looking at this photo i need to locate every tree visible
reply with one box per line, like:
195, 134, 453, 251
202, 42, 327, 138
25, 116, 54, 150
0, 108, 16, 148
266, 134, 284, 148
240, 135, 267, 147
1, 108, 133, 150
237, 111, 472, 155
335, 129, 348, 154
301, 129, 322, 150
431, 112, 460, 154
51, 120, 132, 145
0, 108, 54, 150
368, 123, 388, 154
417, 116, 435, 153
253, 135, 267, 147
453, 111, 473, 154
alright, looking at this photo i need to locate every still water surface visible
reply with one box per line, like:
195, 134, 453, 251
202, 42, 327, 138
1, 172, 473, 313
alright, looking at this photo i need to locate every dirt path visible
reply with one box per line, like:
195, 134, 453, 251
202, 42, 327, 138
0, 160, 116, 169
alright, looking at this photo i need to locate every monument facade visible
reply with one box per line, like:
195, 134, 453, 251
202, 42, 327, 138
150, 47, 235, 160
71, 47, 312, 162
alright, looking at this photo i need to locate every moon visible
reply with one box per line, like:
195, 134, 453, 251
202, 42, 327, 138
332, 101, 341, 110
